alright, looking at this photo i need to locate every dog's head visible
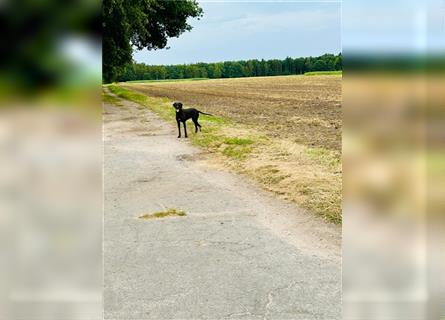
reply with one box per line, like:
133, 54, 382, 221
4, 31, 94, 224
173, 102, 183, 113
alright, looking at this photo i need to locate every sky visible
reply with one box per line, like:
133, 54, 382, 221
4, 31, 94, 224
342, 0, 445, 54
133, 1, 341, 65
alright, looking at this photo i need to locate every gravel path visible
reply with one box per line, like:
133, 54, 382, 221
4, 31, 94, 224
103, 91, 341, 320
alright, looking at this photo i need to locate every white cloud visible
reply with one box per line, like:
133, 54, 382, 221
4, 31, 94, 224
220, 9, 339, 34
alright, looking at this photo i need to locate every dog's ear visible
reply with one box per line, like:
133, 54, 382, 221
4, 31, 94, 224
178, 102, 183, 108
173, 102, 177, 107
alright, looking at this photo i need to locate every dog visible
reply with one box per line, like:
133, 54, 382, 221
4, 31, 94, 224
173, 102, 213, 138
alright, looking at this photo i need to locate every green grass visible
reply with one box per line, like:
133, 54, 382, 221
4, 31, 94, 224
304, 71, 342, 76
108, 85, 148, 105
138, 208, 186, 219
125, 78, 209, 84
304, 147, 340, 167
102, 90, 122, 105
191, 129, 225, 148
219, 137, 255, 159
223, 137, 254, 145
190, 130, 255, 160
222, 145, 252, 160
200, 114, 228, 124
108, 84, 175, 120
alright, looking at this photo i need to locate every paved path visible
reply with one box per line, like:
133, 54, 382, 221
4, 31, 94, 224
103, 92, 341, 320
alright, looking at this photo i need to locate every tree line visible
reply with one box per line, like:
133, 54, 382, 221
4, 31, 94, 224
118, 53, 342, 81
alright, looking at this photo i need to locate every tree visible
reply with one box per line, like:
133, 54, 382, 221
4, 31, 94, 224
103, 0, 203, 83
304, 57, 313, 73
294, 58, 305, 74
312, 60, 327, 71
259, 60, 268, 76
335, 53, 342, 70
245, 61, 254, 77
283, 57, 293, 75
213, 63, 223, 78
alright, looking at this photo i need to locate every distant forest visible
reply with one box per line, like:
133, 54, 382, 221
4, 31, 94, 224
119, 53, 342, 81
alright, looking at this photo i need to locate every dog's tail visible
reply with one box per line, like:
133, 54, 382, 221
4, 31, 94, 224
198, 110, 214, 116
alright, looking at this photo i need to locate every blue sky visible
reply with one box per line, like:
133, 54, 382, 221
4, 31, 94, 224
343, 0, 444, 53
133, 1, 341, 65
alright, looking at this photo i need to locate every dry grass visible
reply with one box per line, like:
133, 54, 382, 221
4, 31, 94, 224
138, 208, 186, 220
113, 75, 342, 223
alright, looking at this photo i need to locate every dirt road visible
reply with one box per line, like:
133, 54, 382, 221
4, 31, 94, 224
104, 91, 341, 320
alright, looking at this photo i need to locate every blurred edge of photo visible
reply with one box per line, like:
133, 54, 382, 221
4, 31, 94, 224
343, 0, 445, 319
0, 0, 103, 319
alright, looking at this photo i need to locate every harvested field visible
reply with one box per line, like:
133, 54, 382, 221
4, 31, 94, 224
122, 75, 341, 152
113, 75, 342, 223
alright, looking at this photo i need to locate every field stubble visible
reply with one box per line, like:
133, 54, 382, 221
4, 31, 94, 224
115, 75, 342, 223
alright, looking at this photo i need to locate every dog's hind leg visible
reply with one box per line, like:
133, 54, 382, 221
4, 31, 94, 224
192, 119, 199, 133
193, 115, 202, 132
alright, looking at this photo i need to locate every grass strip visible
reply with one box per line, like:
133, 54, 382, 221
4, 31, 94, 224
139, 208, 186, 219
304, 71, 342, 76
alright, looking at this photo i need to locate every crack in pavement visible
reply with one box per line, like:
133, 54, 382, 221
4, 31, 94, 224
263, 281, 303, 320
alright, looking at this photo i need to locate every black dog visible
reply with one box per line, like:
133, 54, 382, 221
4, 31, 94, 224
173, 102, 212, 138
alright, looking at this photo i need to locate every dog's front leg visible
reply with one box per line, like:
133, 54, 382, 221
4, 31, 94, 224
177, 120, 181, 138
183, 121, 188, 138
